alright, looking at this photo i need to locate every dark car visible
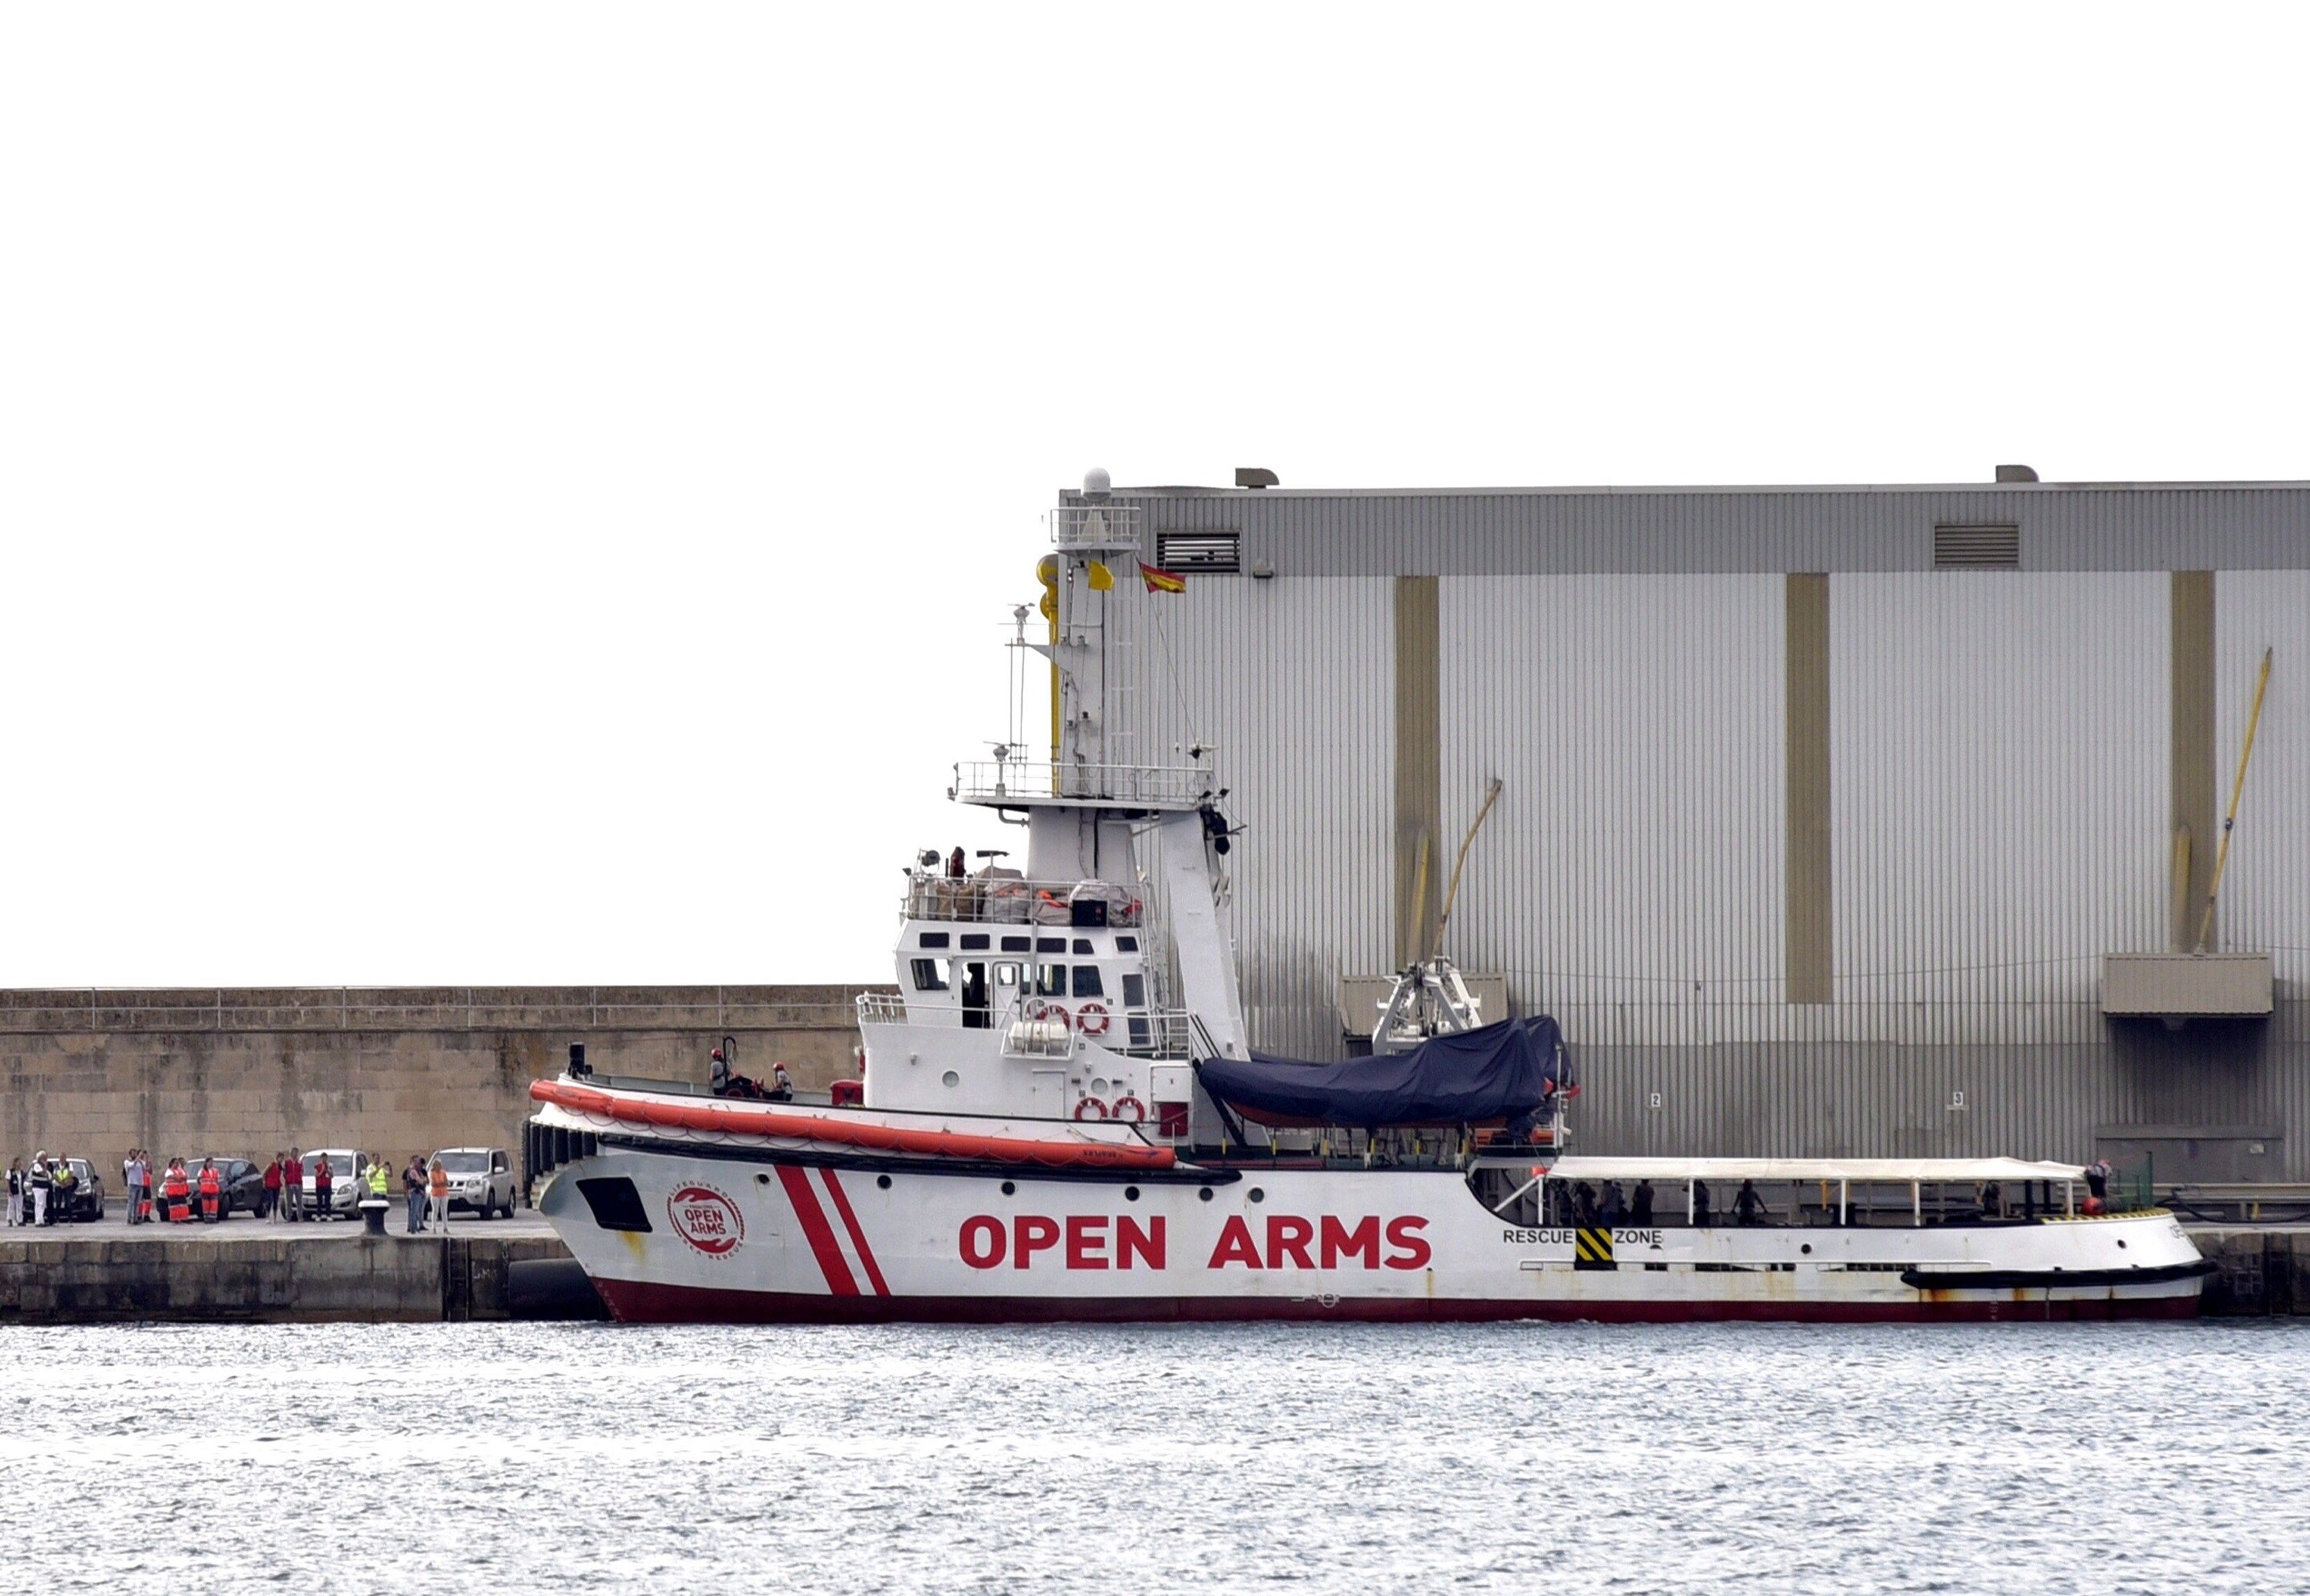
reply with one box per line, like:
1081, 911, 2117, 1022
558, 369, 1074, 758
53, 1158, 106, 1222
183, 1158, 267, 1217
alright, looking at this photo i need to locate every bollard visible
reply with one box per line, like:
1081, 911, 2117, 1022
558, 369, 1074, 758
359, 1197, 390, 1237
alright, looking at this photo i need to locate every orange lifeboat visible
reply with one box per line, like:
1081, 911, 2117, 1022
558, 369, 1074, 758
529, 1078, 1175, 1171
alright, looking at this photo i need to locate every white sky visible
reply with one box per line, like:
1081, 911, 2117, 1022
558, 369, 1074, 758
3, 4, 2304, 987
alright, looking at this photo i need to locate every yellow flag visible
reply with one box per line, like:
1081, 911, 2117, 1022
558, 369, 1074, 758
1087, 560, 1114, 592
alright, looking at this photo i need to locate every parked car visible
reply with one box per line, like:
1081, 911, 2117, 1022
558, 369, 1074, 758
300, 1149, 372, 1219
431, 1148, 518, 1217
54, 1158, 106, 1222
182, 1158, 267, 1217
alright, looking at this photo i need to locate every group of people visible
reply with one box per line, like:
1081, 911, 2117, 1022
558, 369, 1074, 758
121, 1151, 233, 1224
5, 1145, 499, 1233
1562, 1178, 1660, 1228
258, 1150, 339, 1221
709, 1044, 793, 1102
5, 1153, 85, 1226
399, 1154, 459, 1235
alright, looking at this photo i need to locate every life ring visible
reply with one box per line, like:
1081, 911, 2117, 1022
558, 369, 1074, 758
1109, 1094, 1146, 1124
1026, 1000, 1072, 1030
1076, 1002, 1111, 1037
1074, 1096, 1109, 1121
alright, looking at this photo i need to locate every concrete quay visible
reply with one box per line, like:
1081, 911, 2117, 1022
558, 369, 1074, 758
2186, 1226, 2310, 1317
0, 1207, 594, 1325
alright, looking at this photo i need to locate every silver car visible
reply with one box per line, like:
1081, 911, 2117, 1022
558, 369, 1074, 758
431, 1147, 518, 1217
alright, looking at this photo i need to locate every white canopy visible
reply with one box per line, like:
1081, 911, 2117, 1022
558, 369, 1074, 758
1537, 1156, 2082, 1184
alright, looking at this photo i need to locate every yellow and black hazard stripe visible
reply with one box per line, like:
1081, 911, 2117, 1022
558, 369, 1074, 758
1573, 1226, 1617, 1270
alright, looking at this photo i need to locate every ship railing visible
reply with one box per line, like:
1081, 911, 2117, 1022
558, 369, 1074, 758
1051, 504, 1142, 550
948, 759, 1212, 809
903, 871, 1148, 928
856, 992, 909, 1026
857, 993, 1196, 1062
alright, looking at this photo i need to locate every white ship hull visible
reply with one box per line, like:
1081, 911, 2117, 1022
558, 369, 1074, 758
536, 1135, 2211, 1324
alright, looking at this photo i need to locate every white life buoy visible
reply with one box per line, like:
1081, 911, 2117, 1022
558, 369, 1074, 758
1076, 1002, 1110, 1037
1073, 1096, 1109, 1121
1109, 1094, 1146, 1124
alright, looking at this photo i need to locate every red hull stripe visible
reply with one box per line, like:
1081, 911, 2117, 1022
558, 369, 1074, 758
591, 1280, 2204, 1326
530, 1078, 1173, 1171
818, 1169, 890, 1297
775, 1165, 857, 1296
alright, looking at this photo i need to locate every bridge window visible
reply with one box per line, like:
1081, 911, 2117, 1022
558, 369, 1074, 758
1036, 964, 1066, 997
1122, 973, 1146, 1008
1072, 966, 1105, 999
911, 958, 950, 992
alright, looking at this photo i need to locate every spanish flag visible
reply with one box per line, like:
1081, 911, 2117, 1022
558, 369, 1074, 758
1139, 561, 1186, 595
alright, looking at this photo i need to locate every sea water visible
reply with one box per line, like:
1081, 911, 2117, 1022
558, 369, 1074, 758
3, 1320, 2303, 1593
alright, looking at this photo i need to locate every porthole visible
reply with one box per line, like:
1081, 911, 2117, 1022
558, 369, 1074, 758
1001, 1180, 1016, 1196
877, 1175, 893, 1190
1124, 1186, 1141, 1202
1198, 1187, 1213, 1202
1248, 1187, 1264, 1203
942, 1070, 960, 1088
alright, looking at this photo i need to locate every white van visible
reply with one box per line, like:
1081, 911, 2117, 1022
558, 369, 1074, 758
300, 1149, 370, 1219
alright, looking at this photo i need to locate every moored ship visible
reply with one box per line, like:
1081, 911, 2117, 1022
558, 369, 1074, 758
528, 482, 2213, 1323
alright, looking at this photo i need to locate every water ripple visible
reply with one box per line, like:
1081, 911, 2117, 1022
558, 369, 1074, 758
3, 1321, 2305, 1593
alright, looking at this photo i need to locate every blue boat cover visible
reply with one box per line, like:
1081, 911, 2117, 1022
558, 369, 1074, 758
1196, 1017, 1566, 1128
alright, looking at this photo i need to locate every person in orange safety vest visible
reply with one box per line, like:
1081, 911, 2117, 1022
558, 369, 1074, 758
164, 1159, 192, 1224
197, 1158, 223, 1223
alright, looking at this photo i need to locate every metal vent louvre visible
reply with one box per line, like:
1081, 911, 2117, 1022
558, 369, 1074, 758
1155, 531, 1241, 573
1932, 524, 2021, 568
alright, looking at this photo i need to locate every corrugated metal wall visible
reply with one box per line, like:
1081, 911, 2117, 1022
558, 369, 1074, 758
1437, 576, 1788, 1043
1088, 484, 2310, 1172
1108, 576, 1396, 1058
1828, 573, 2170, 1040
2214, 570, 2309, 990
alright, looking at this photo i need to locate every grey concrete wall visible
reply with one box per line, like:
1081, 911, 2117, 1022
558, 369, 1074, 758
0, 985, 886, 1174
0, 1233, 572, 1323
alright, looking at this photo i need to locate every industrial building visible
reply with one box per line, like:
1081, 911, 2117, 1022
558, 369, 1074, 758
1068, 468, 2309, 1183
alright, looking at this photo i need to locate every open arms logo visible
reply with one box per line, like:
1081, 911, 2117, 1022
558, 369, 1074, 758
666, 1183, 746, 1257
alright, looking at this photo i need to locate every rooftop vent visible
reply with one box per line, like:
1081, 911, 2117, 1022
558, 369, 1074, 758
1995, 464, 2039, 483
1156, 530, 1241, 573
1235, 467, 1280, 489
1933, 523, 2021, 569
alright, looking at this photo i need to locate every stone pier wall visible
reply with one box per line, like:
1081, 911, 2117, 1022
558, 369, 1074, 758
0, 985, 886, 1171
